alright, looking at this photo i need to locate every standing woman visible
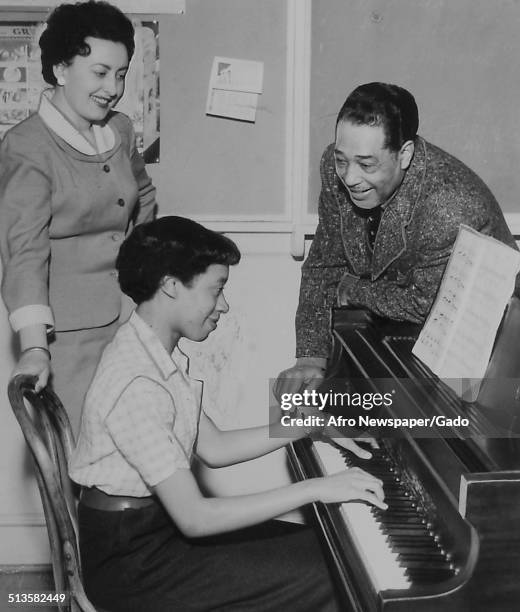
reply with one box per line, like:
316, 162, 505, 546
0, 1, 157, 433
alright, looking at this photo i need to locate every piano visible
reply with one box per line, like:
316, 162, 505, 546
288, 297, 520, 612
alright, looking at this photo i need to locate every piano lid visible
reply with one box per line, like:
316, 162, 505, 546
327, 297, 520, 472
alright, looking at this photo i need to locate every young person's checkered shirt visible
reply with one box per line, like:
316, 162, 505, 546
70, 311, 203, 497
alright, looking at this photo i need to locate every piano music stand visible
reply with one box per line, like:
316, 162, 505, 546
476, 296, 520, 434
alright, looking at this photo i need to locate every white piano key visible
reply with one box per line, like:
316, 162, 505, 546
313, 440, 410, 591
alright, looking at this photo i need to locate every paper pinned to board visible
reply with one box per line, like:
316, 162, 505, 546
206, 56, 264, 122
412, 225, 520, 400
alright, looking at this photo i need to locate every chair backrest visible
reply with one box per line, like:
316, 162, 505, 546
8, 374, 98, 612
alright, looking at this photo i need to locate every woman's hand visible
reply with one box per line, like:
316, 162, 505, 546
315, 467, 387, 510
328, 436, 378, 460
12, 348, 51, 392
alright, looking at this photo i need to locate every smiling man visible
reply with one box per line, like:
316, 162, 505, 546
275, 82, 516, 397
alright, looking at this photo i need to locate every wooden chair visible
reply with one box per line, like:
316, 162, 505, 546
8, 374, 102, 612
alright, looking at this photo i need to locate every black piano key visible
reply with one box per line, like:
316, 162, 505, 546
393, 544, 444, 559
381, 516, 427, 525
390, 531, 438, 543
379, 515, 424, 524
377, 473, 403, 482
398, 547, 447, 559
385, 494, 414, 502
379, 510, 423, 519
389, 538, 439, 548
382, 524, 432, 534
400, 559, 451, 570
382, 512, 419, 523
382, 484, 405, 492
405, 568, 455, 583
383, 502, 418, 511
406, 560, 450, 570
400, 558, 448, 568
397, 547, 445, 558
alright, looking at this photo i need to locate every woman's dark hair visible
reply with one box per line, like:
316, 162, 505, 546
336, 82, 419, 151
39, 0, 135, 86
117, 216, 241, 304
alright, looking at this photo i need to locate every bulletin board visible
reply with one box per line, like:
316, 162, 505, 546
145, 0, 287, 220
309, 0, 520, 216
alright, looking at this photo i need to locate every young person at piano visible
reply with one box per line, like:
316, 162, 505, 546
274, 82, 516, 401
69, 216, 386, 612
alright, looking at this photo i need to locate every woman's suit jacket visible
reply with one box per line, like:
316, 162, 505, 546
0, 108, 156, 333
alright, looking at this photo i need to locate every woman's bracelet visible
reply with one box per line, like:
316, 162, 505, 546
21, 346, 51, 360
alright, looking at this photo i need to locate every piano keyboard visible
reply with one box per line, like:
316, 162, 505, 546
313, 440, 457, 591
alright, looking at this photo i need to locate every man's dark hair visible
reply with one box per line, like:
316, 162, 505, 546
116, 216, 241, 304
39, 0, 135, 86
336, 82, 419, 151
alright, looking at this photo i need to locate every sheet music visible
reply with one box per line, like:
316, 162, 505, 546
413, 225, 520, 398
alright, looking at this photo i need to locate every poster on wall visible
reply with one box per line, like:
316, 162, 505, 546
0, 22, 45, 140
116, 20, 160, 163
0, 20, 160, 163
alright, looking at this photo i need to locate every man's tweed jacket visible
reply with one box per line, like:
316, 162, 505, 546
296, 137, 516, 358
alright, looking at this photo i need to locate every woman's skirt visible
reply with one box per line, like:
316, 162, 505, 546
49, 320, 119, 436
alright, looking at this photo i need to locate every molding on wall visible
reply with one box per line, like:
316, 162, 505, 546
0, 513, 44, 527
194, 212, 520, 242
285, 0, 312, 258
183, 217, 294, 232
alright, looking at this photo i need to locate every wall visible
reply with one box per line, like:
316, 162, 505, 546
309, 0, 520, 218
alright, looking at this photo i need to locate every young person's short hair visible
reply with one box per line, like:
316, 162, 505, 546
116, 216, 241, 304
40, 0, 135, 86
336, 82, 419, 152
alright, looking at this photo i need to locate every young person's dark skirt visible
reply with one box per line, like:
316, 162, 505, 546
78, 500, 340, 611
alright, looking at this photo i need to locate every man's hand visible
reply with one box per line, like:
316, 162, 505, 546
336, 272, 359, 306
274, 359, 327, 401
